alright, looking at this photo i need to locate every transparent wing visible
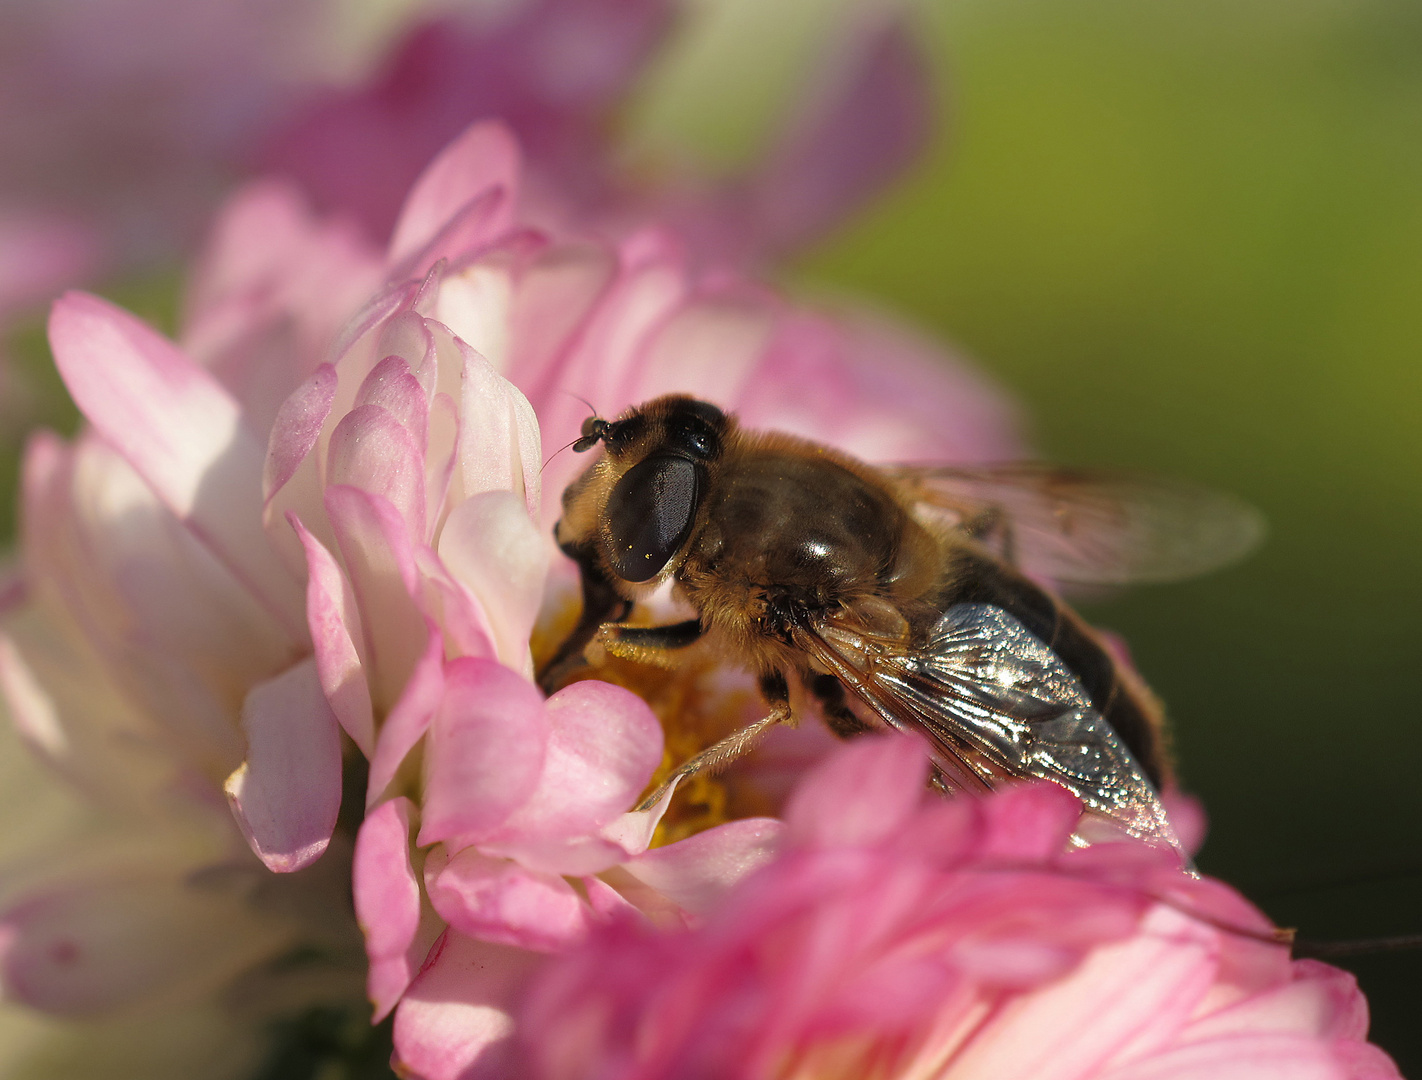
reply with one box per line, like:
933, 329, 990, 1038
886, 463, 1265, 586
796, 602, 1180, 850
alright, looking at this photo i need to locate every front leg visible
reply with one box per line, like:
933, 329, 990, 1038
596, 618, 703, 668
538, 543, 631, 694
634, 671, 793, 812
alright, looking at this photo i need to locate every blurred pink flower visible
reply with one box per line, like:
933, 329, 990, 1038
0, 0, 333, 285
260, 2, 933, 266
515, 735, 1401, 1080
261, 0, 676, 245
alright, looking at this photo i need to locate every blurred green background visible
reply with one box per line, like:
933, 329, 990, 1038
787, 0, 1422, 1068
3, 0, 1418, 1071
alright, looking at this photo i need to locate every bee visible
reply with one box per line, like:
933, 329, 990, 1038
539, 395, 1264, 850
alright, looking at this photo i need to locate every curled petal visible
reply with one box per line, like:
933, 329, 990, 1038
224, 659, 342, 873
978, 783, 1093, 863
263, 362, 337, 501
291, 513, 373, 756
414, 546, 499, 662
355, 355, 431, 448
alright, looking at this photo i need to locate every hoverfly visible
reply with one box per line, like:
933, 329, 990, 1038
538, 395, 1263, 851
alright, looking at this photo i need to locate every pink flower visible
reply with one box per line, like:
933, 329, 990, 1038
0, 106, 1019, 1075
514, 735, 1401, 1080
245, 121, 1006, 1070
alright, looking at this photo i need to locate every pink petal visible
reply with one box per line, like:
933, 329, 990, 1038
453, 330, 543, 519
504, 240, 617, 397
355, 355, 431, 446
624, 818, 784, 915
783, 732, 930, 849
413, 546, 499, 662
388, 121, 520, 274
291, 513, 374, 756
1181, 959, 1369, 1044
950, 905, 1219, 1080
416, 658, 548, 847
367, 623, 445, 809
437, 490, 548, 675
583, 876, 641, 922
325, 484, 429, 713
491, 679, 661, 843
263, 362, 337, 500
224, 659, 342, 873
327, 403, 428, 539
425, 391, 459, 533
428, 848, 588, 952
325, 279, 424, 411
47, 291, 304, 640
1098, 1035, 1361, 1080
376, 311, 441, 397
978, 783, 1090, 863
354, 797, 434, 1021
626, 288, 776, 408
736, 310, 1024, 464
393, 932, 541, 1080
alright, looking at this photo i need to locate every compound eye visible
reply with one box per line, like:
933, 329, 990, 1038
604, 454, 702, 582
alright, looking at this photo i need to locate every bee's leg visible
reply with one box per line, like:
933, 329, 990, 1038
634, 671, 792, 813
538, 544, 631, 694
595, 619, 703, 669
809, 673, 874, 739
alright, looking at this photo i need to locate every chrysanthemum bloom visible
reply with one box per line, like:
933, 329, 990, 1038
514, 735, 1402, 1080
0, 107, 1016, 1079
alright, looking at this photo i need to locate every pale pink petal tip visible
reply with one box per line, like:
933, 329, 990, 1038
225, 659, 343, 873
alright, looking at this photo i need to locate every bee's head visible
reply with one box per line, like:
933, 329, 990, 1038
561, 396, 730, 583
